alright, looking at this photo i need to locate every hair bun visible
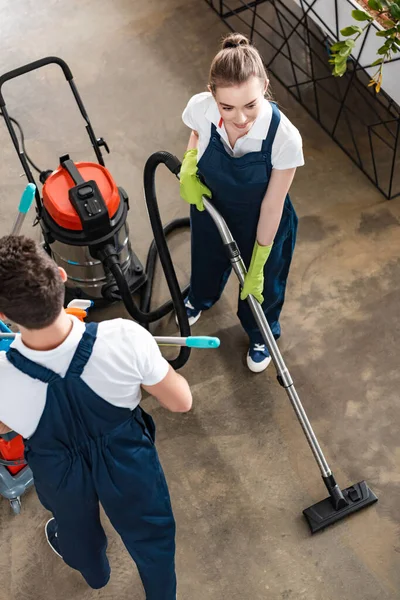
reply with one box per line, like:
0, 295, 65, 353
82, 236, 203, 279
222, 33, 250, 50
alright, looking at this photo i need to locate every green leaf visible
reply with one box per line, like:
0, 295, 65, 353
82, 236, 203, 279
339, 46, 352, 57
334, 54, 349, 65
340, 25, 363, 36
371, 58, 384, 65
368, 0, 382, 10
377, 43, 390, 54
390, 3, 400, 18
380, 27, 398, 35
330, 41, 347, 52
334, 61, 348, 76
335, 40, 355, 58
351, 9, 373, 21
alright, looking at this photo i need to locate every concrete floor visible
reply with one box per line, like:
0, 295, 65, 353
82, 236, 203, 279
0, 0, 400, 598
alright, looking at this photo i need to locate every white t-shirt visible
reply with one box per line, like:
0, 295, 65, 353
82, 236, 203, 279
182, 92, 304, 170
0, 317, 169, 439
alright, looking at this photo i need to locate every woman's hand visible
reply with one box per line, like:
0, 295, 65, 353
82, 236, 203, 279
240, 241, 273, 303
180, 148, 211, 212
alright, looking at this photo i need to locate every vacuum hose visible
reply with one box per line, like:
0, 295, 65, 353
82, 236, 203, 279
100, 151, 191, 370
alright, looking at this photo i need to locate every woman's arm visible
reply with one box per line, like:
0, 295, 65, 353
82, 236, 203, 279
187, 130, 199, 151
256, 168, 297, 246
0, 421, 12, 434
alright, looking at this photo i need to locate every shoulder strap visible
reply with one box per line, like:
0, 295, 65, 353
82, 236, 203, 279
262, 102, 281, 152
210, 123, 220, 138
65, 322, 98, 378
6, 348, 60, 384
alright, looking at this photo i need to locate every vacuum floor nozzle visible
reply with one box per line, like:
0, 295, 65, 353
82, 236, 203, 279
303, 480, 378, 534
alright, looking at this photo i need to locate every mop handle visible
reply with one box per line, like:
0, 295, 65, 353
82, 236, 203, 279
154, 336, 220, 348
0, 331, 220, 349
10, 183, 36, 236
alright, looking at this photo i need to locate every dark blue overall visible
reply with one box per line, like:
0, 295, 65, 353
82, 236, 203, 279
189, 102, 298, 344
6, 323, 176, 598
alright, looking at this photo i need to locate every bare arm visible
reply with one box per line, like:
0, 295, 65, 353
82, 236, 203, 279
0, 421, 12, 434
187, 130, 199, 151
257, 168, 296, 246
142, 366, 193, 413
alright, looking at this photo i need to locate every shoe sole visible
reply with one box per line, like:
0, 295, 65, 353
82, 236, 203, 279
246, 353, 272, 373
45, 518, 62, 558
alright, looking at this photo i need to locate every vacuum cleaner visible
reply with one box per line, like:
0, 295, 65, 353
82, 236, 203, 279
0, 57, 378, 532
0, 57, 191, 371
198, 196, 378, 533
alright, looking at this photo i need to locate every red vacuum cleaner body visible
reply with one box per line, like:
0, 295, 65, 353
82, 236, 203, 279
41, 154, 146, 302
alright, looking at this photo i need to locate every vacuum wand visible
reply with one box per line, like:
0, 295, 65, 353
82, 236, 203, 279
202, 195, 377, 534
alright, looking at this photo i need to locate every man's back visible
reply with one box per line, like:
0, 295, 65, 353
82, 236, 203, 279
0, 317, 169, 439
4, 319, 178, 595
0, 236, 191, 598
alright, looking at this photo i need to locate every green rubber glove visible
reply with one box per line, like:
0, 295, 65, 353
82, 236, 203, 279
240, 241, 273, 304
180, 149, 211, 212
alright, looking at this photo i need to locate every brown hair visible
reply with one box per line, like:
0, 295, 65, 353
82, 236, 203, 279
209, 33, 270, 96
0, 235, 65, 329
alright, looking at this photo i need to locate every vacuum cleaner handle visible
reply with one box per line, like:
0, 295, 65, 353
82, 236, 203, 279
201, 195, 334, 475
0, 57, 73, 105
0, 56, 107, 175
201, 195, 379, 527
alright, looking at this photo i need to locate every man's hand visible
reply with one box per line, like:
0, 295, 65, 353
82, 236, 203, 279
142, 366, 192, 413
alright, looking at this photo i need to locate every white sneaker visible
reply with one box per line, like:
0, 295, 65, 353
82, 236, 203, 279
175, 298, 202, 327
45, 518, 62, 558
247, 343, 272, 373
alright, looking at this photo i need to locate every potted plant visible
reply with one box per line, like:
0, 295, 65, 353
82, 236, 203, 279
330, 0, 400, 91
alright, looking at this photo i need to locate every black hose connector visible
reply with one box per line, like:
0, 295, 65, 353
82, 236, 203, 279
322, 474, 349, 510
97, 244, 155, 324
40, 169, 54, 184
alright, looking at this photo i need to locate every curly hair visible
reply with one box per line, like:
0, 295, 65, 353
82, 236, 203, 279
0, 235, 65, 329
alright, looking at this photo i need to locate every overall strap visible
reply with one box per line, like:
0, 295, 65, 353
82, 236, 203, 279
210, 123, 220, 139
261, 102, 281, 153
6, 348, 60, 384
65, 322, 98, 378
